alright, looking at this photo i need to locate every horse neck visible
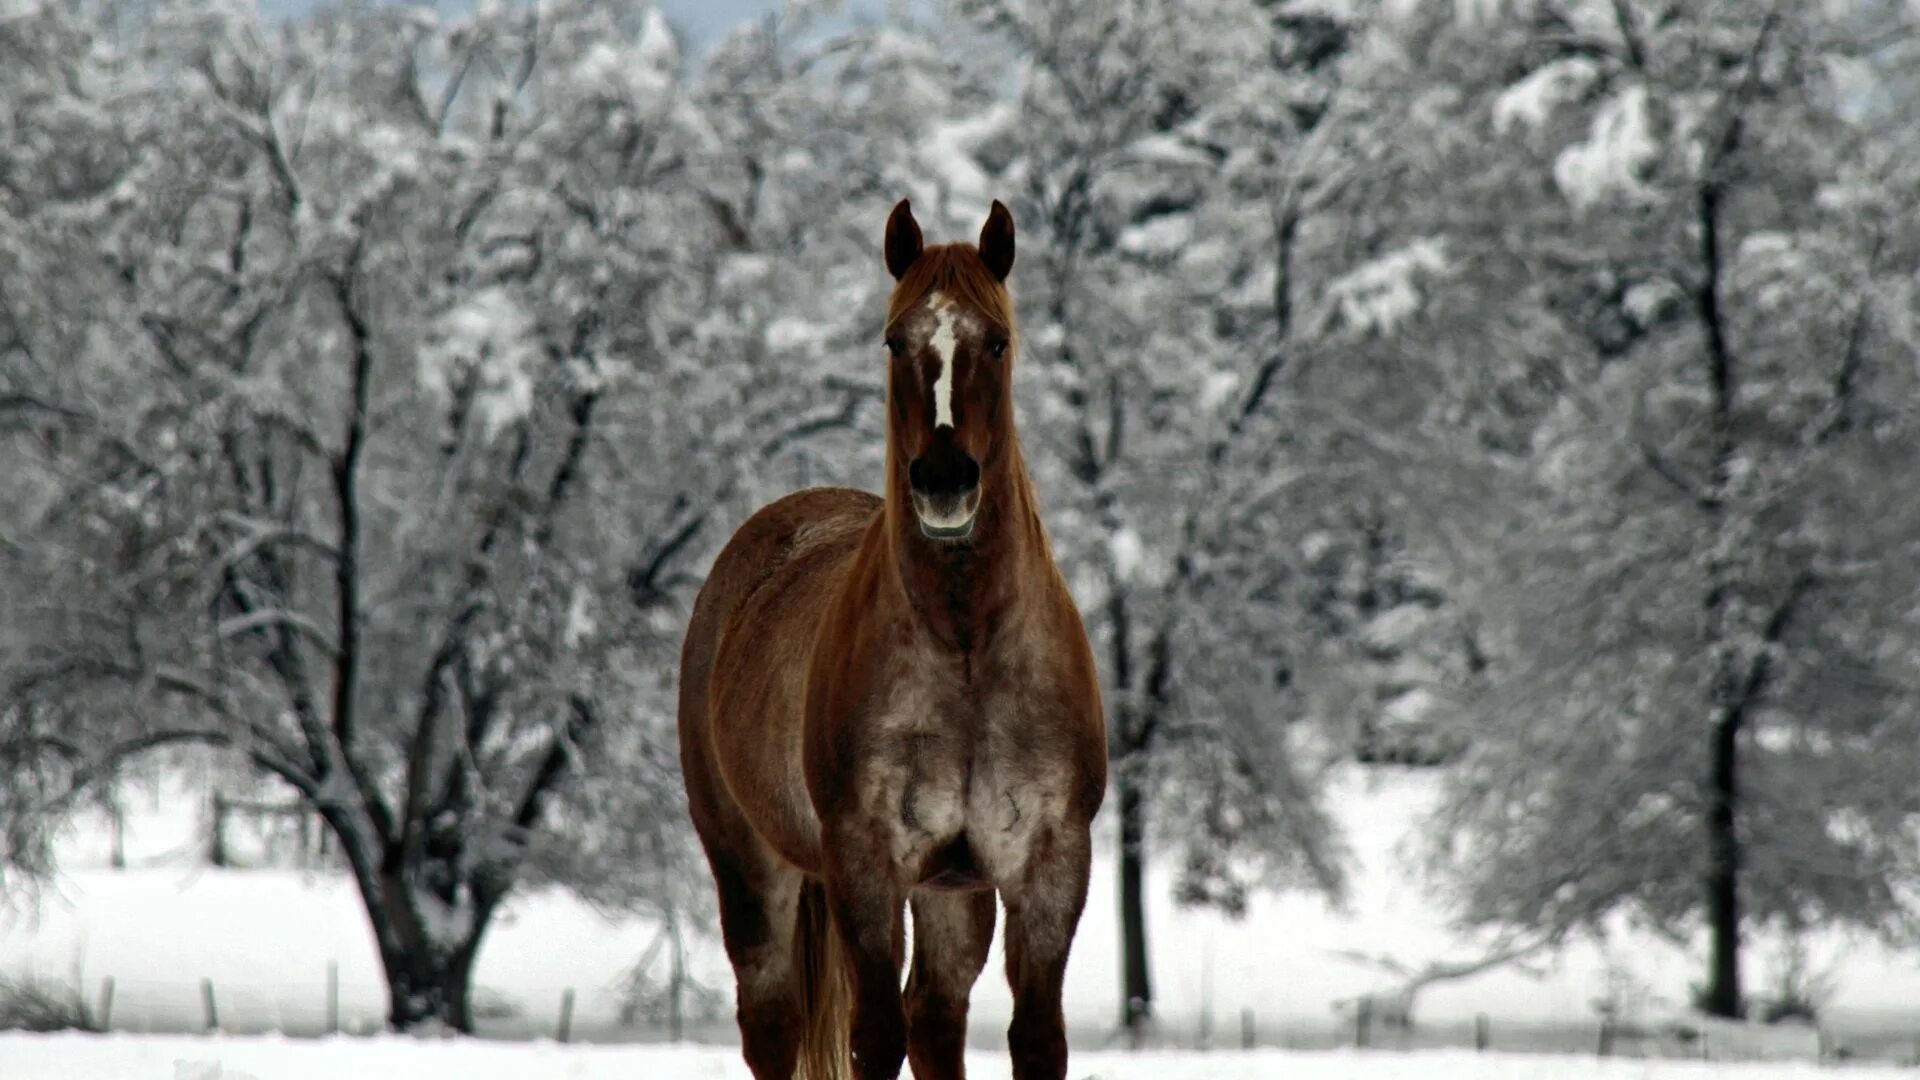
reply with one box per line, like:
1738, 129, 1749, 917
882, 428, 1046, 650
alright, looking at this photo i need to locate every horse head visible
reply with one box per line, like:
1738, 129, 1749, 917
881, 199, 1018, 542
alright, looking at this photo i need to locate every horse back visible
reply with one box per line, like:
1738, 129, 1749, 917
678, 486, 881, 874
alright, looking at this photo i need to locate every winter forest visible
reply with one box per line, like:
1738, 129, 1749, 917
3, 0, 1920, 1073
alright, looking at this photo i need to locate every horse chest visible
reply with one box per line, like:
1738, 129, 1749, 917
859, 654, 1072, 887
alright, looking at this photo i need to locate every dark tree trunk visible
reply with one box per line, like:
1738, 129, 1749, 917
366, 865, 501, 1033
383, 931, 486, 1032
1698, 579, 1804, 1020
1703, 709, 1742, 1018
1687, 15, 1787, 1020
1695, 105, 1743, 1024
108, 797, 126, 870
323, 804, 500, 1034
1106, 587, 1155, 1040
209, 792, 230, 868
1117, 762, 1152, 1039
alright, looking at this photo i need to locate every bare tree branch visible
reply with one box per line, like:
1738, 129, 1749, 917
216, 609, 340, 656
325, 241, 398, 847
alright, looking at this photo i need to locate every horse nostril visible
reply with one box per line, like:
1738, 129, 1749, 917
908, 451, 981, 497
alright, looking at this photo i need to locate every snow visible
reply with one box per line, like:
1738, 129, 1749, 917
1110, 527, 1146, 584
411, 889, 477, 953
576, 9, 679, 104
1622, 280, 1681, 327
12, 770, 1920, 1056
1553, 86, 1660, 210
1382, 687, 1443, 725
1126, 133, 1219, 170
713, 254, 773, 292
636, 9, 682, 80
1493, 58, 1603, 135
0, 868, 678, 1038
1280, 0, 1367, 17
764, 315, 827, 352
1117, 213, 1195, 258
7, 1036, 1916, 1080
916, 102, 1018, 211
1322, 239, 1450, 337
1737, 233, 1795, 263
418, 287, 539, 437
1813, 180, 1874, 212
7, 1030, 1912, 1068
1198, 369, 1240, 411
1362, 606, 1437, 653
1453, 0, 1506, 25
563, 584, 599, 648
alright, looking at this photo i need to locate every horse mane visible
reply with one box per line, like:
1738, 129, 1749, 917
884, 243, 1016, 338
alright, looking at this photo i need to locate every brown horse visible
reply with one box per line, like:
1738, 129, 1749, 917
678, 199, 1107, 1080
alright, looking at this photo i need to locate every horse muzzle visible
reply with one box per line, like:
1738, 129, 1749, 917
908, 447, 981, 541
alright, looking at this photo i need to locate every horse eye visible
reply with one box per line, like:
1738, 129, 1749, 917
885, 336, 905, 357
989, 339, 1007, 358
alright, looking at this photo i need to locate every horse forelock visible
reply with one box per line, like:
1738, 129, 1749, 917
884, 243, 1016, 341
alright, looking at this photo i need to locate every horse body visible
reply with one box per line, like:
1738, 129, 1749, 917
680, 201, 1105, 1080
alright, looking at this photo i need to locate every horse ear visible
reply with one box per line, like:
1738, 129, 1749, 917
885, 199, 923, 280
978, 199, 1015, 281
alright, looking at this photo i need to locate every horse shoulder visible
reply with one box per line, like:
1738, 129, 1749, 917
1030, 572, 1109, 819
800, 524, 907, 811
699, 487, 882, 871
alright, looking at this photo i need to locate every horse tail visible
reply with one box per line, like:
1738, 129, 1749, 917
795, 877, 852, 1080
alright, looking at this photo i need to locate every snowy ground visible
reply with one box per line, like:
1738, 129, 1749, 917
3, 1034, 1912, 1080
5, 767, 1920, 1055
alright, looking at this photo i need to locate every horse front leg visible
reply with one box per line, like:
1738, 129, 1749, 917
905, 889, 996, 1080
1001, 823, 1092, 1080
825, 829, 909, 1080
709, 851, 805, 1080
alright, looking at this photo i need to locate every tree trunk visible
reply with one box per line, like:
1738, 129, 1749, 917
1703, 692, 1744, 1018
1106, 586, 1154, 1041
1696, 169, 1745, 1020
367, 866, 499, 1033
209, 792, 230, 868
108, 797, 126, 870
325, 807, 499, 1034
1701, 578, 1805, 1019
383, 933, 485, 1033
1118, 761, 1152, 1041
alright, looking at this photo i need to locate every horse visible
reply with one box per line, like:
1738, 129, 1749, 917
677, 199, 1107, 1080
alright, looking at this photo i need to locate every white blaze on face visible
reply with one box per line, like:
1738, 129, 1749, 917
928, 294, 959, 429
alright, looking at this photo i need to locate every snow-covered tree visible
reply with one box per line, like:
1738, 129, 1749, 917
12, 0, 1914, 1045
1346, 0, 1920, 1018
943, 0, 1503, 1034
0, 0, 1010, 1032
0, 0, 768, 1030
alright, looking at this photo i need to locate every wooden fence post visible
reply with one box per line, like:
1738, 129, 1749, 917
1597, 1018, 1614, 1058
108, 800, 126, 871
1240, 1007, 1255, 1050
209, 794, 229, 868
96, 977, 115, 1032
1197, 978, 1213, 1050
1355, 998, 1372, 1049
1475, 1013, 1490, 1052
327, 961, 340, 1035
201, 978, 219, 1032
557, 987, 576, 1044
